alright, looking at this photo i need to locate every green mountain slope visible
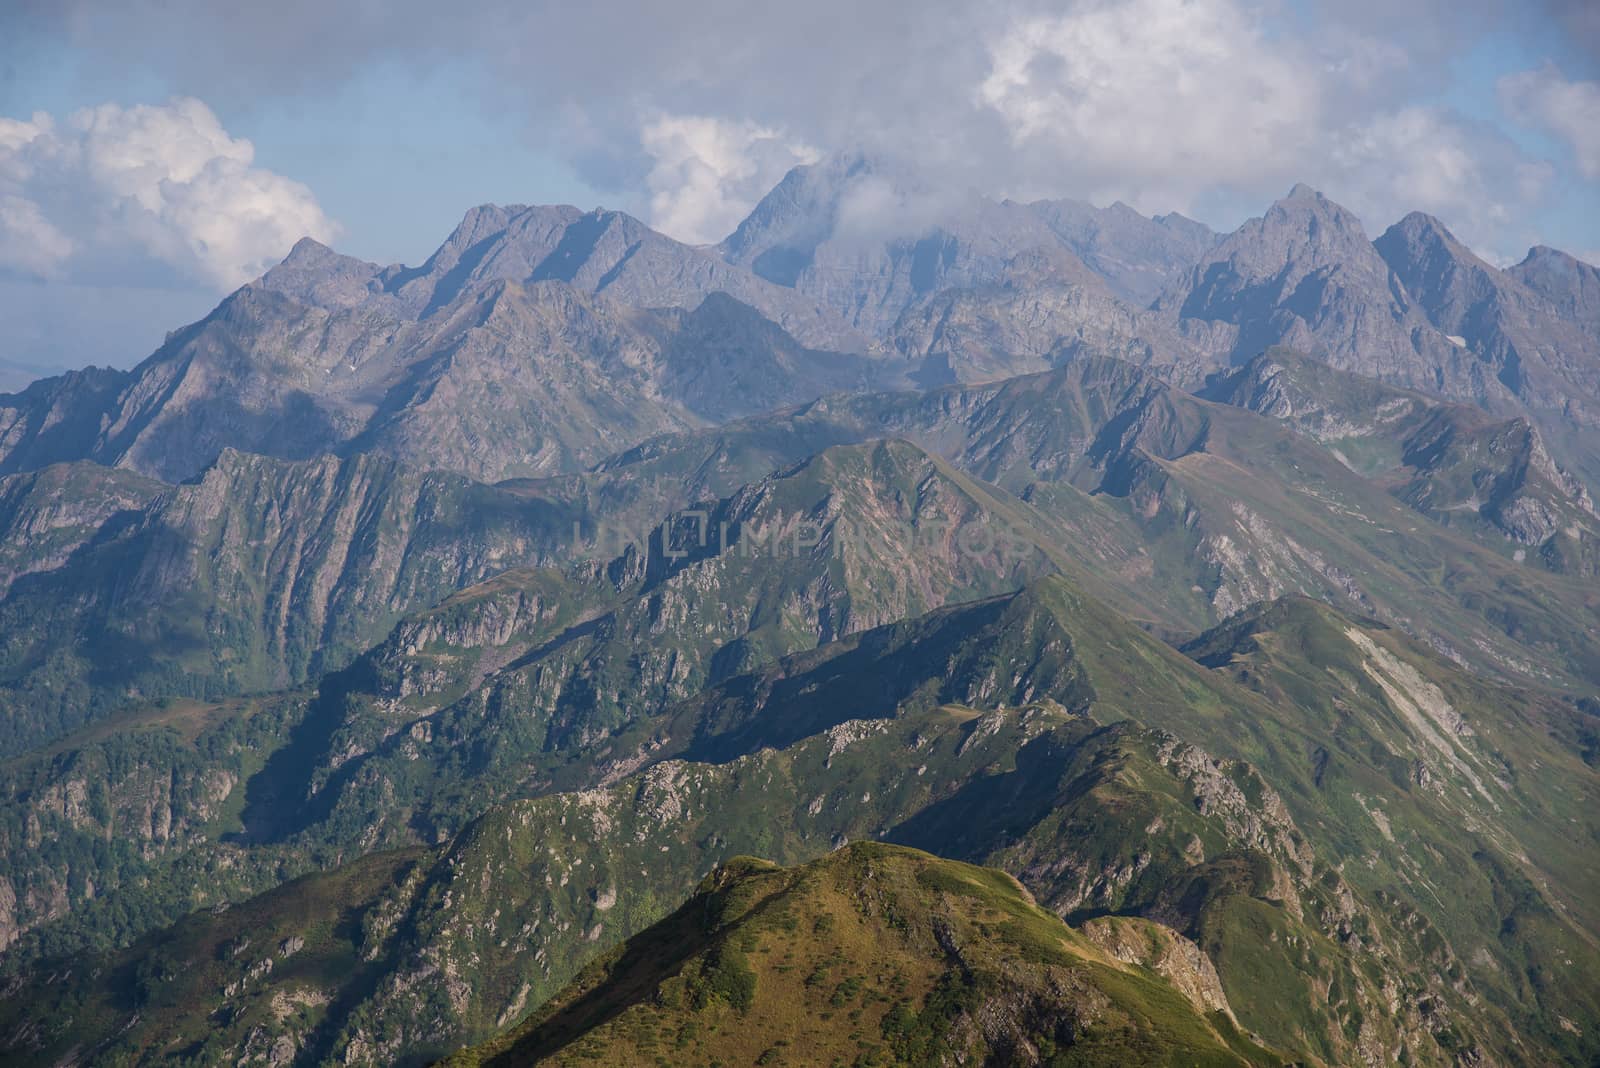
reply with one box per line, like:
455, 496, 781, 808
0, 438, 1065, 958
0, 449, 583, 755
0, 697, 1341, 1066
232, 439, 1065, 850
1204, 348, 1599, 575
448, 843, 1277, 1068
5, 576, 1594, 1066
537, 355, 1600, 688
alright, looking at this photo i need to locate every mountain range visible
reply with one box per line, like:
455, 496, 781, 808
0, 156, 1596, 1067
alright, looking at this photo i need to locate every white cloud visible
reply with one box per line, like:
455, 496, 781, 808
831, 174, 973, 249
0, 194, 74, 277
1499, 65, 1600, 180
1329, 106, 1552, 262
955, 0, 1547, 262
975, 0, 1322, 211
5, 2, 1590, 276
641, 114, 819, 244
0, 97, 338, 291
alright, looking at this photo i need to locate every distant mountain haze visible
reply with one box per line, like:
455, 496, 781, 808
5, 161, 1593, 486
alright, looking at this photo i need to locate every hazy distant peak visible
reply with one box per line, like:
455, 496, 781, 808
1373, 212, 1476, 270
1381, 210, 1472, 253
256, 235, 385, 310
1517, 243, 1597, 272
1509, 241, 1600, 327
281, 235, 340, 264
719, 150, 912, 258
1266, 183, 1358, 221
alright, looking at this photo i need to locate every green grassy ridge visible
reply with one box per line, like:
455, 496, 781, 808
7, 567, 1595, 1063
1176, 594, 1600, 1063
0, 705, 1062, 1064
446, 842, 1280, 1068
0, 436, 1070, 970
639, 570, 1600, 1064
1184, 593, 1600, 927
545, 353, 1600, 689
0, 699, 1341, 1066
1114, 426, 1599, 689
1204, 347, 1598, 576
2, 613, 1547, 1068
239, 438, 1070, 853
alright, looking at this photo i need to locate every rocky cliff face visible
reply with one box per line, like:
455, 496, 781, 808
0, 449, 585, 755
1510, 244, 1600, 329
0, 462, 164, 594
1160, 186, 1487, 397
1375, 212, 1600, 426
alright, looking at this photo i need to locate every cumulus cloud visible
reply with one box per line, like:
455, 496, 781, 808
1329, 107, 1552, 262
976, 0, 1321, 210
0, 195, 74, 278
952, 0, 1553, 259
0, 98, 338, 291
6, 0, 1592, 263
641, 115, 818, 244
1499, 65, 1600, 179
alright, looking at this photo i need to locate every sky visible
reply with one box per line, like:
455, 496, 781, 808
0, 0, 1596, 383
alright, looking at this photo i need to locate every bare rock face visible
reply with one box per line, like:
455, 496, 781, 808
0, 462, 165, 594
0, 449, 587, 755
7, 172, 1595, 496
1509, 245, 1600, 329
1080, 915, 1237, 1020
0, 279, 866, 485
0, 728, 252, 949
1160, 186, 1489, 400
1022, 197, 1218, 306
1375, 213, 1600, 425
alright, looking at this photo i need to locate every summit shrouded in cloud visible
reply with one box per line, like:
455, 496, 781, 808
4, 2, 1597, 295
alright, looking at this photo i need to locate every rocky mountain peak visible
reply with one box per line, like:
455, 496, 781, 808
1163, 184, 1390, 333
281, 235, 341, 265
1260, 183, 1368, 239
1190, 185, 1378, 285
717, 150, 936, 281
1373, 210, 1479, 267
255, 236, 386, 310
1510, 243, 1600, 327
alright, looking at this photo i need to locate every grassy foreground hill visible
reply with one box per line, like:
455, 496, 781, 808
445, 843, 1278, 1068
